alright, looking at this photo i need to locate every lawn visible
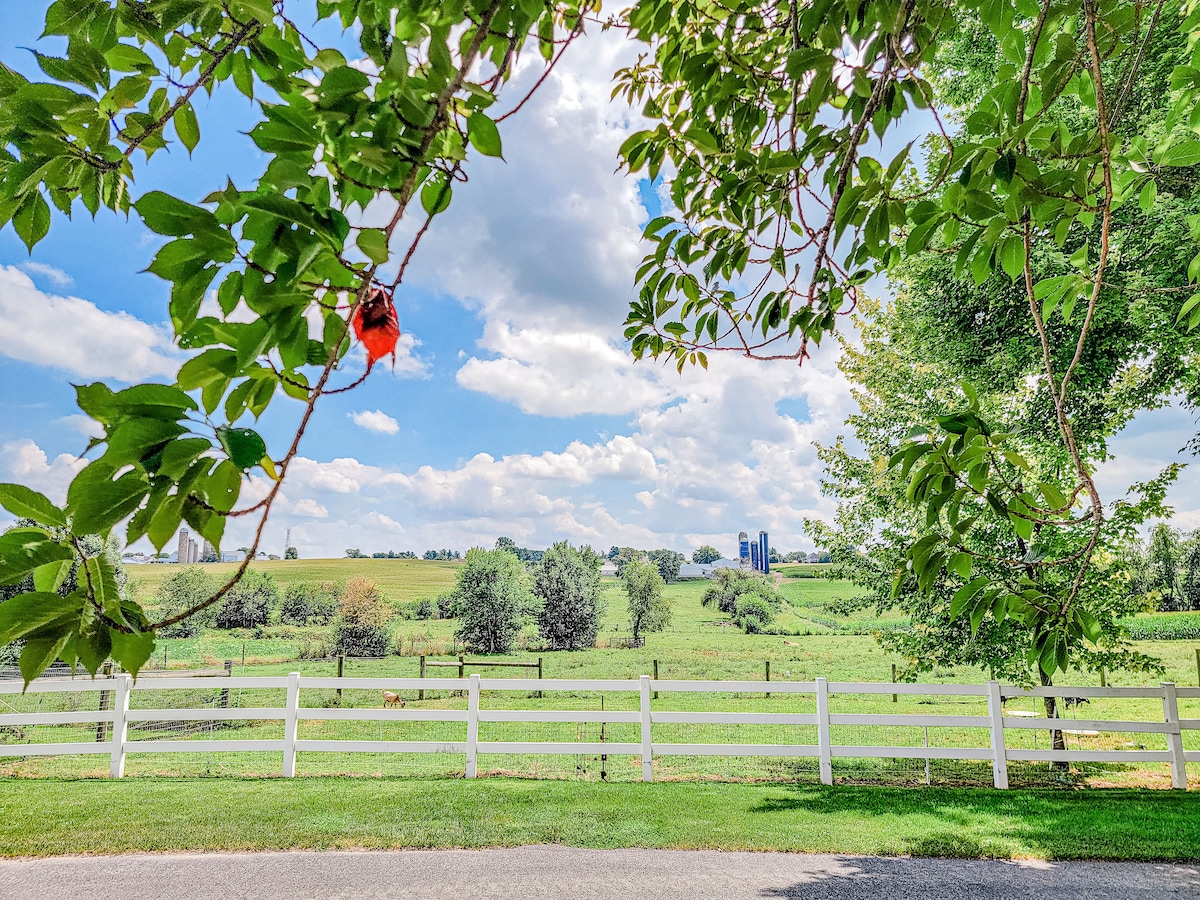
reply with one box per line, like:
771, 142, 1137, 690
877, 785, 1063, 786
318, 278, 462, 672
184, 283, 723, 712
1, 778, 1197, 860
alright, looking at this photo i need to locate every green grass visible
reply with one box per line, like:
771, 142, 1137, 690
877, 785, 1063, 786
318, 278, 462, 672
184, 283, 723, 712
0, 778, 1196, 859
127, 557, 462, 610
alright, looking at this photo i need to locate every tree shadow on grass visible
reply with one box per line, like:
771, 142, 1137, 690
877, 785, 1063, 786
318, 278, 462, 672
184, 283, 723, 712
748, 784, 1200, 861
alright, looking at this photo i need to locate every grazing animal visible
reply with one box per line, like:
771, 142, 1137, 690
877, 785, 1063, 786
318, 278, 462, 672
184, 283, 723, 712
1061, 696, 1090, 710
382, 690, 406, 708
783, 640, 800, 647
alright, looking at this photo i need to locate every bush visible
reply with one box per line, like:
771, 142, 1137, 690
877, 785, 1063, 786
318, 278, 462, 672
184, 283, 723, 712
215, 570, 279, 629
452, 548, 531, 654
279, 581, 341, 626
332, 622, 390, 657
534, 542, 604, 650
702, 568, 780, 614
332, 577, 393, 657
413, 599, 433, 620
155, 568, 221, 637
436, 593, 454, 619
734, 595, 776, 633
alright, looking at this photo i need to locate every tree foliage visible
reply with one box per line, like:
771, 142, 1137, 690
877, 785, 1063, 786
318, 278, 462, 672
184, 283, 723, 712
0, 0, 593, 681
451, 547, 531, 654
214, 568, 278, 628
618, 0, 1200, 677
622, 556, 670, 644
691, 545, 721, 565
534, 541, 604, 650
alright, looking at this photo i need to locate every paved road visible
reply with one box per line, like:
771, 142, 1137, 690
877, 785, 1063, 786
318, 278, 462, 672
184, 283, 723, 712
2, 847, 1197, 899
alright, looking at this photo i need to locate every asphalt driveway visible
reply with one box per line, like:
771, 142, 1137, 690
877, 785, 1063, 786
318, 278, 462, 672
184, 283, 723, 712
2, 846, 1196, 899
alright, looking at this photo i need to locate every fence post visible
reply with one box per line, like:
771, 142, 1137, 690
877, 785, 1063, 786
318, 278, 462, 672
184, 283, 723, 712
765, 660, 771, 698
1163, 682, 1187, 790
537, 657, 543, 699
466, 673, 480, 779
639, 674, 653, 782
336, 655, 344, 704
220, 659, 233, 709
986, 680, 1008, 789
283, 671, 300, 777
1195, 648, 1199, 686
96, 662, 114, 743
1100, 667, 1106, 688
891, 664, 897, 703
419, 655, 426, 701
652, 659, 659, 700
108, 674, 131, 778
816, 677, 832, 786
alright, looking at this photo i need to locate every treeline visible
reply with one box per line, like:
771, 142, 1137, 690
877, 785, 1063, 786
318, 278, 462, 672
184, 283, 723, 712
1121, 524, 1200, 612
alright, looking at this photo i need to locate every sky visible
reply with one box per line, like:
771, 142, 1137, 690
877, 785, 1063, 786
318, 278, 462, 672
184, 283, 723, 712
0, 5, 1196, 561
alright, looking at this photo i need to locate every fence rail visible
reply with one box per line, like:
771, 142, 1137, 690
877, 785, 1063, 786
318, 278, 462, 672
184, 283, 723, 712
0, 674, 1195, 787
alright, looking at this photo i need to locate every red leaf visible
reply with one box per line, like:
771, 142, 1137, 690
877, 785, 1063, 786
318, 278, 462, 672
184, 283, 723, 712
352, 288, 400, 370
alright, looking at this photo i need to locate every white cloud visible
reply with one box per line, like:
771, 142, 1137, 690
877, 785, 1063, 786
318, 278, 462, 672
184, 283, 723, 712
292, 498, 329, 518
0, 266, 177, 381
349, 409, 400, 434
0, 439, 86, 505
18, 261, 73, 288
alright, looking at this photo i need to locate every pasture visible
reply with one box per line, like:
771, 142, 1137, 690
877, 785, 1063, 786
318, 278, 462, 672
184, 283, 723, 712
4, 559, 1198, 789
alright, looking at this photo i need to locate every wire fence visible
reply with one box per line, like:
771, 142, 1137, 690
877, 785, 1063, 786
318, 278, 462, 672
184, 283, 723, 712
0, 672, 1195, 788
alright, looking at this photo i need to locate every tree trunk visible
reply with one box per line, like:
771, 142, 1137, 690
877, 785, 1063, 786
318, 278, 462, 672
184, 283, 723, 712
1040, 670, 1066, 767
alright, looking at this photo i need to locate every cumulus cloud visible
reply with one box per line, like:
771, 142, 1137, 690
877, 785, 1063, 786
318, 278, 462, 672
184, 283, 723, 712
0, 439, 86, 505
349, 409, 400, 434
19, 261, 73, 288
0, 266, 177, 381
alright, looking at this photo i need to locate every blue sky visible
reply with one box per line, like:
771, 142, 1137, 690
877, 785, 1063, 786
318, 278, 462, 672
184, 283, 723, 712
0, 5, 1195, 560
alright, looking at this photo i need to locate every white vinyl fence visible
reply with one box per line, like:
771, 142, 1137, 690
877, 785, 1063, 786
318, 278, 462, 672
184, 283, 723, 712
0, 674, 1196, 788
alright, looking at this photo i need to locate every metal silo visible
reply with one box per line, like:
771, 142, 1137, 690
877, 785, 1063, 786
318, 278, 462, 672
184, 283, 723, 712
739, 531, 750, 567
760, 531, 769, 574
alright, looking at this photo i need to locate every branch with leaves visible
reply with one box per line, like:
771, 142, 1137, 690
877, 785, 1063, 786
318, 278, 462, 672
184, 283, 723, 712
0, 0, 593, 683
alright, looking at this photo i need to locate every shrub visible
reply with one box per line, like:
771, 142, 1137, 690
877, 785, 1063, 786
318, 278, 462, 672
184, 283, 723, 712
436, 592, 454, 619
414, 599, 434, 620
734, 595, 776, 633
279, 581, 341, 626
155, 568, 221, 637
534, 542, 605, 650
702, 568, 779, 614
215, 570, 279, 629
332, 577, 393, 657
452, 548, 531, 654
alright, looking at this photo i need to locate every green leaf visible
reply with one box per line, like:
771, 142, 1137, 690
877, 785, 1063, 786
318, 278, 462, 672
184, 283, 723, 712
0, 483, 66, 527
135, 191, 219, 237
13, 192, 51, 252
216, 426, 268, 470
174, 102, 200, 154
950, 576, 989, 618
467, 112, 503, 158
20, 631, 72, 685
0, 591, 81, 646
1157, 140, 1200, 168
420, 179, 451, 216
356, 228, 389, 265
947, 551, 972, 579
66, 462, 151, 535
1138, 179, 1157, 213
33, 558, 71, 593
84, 555, 124, 623
110, 628, 155, 676
0, 529, 73, 586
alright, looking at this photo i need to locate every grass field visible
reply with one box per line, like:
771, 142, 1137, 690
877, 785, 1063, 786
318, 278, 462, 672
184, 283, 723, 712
1, 779, 1197, 859
5, 558, 1199, 788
